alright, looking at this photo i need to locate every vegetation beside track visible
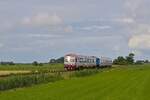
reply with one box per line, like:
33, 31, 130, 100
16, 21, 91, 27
0, 64, 150, 100
0, 67, 102, 91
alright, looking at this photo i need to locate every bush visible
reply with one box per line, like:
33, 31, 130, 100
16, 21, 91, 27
39, 63, 43, 66
32, 61, 38, 66
72, 69, 99, 77
135, 60, 144, 65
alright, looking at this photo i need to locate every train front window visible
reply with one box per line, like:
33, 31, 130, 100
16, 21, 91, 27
70, 59, 75, 62
65, 59, 68, 62
64, 55, 76, 63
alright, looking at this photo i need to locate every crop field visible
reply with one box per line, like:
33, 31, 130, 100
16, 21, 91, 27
0, 64, 150, 100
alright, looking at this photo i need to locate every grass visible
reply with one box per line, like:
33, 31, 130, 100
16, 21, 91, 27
0, 63, 64, 71
0, 63, 64, 77
0, 64, 150, 100
0, 73, 63, 91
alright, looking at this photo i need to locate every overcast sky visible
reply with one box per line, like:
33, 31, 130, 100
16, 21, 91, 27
0, 0, 150, 62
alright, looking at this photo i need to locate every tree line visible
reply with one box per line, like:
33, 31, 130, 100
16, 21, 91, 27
113, 53, 149, 65
0, 61, 15, 65
49, 57, 64, 63
32, 57, 64, 66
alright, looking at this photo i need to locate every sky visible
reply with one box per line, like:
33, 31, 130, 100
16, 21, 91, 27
0, 0, 150, 63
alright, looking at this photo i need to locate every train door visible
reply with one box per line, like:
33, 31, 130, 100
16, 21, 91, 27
96, 58, 100, 67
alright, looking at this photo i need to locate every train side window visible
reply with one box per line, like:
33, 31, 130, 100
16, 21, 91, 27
83, 58, 84, 63
92, 59, 94, 63
90, 59, 92, 63
70, 59, 72, 62
80, 58, 83, 63
84, 58, 86, 63
87, 59, 89, 63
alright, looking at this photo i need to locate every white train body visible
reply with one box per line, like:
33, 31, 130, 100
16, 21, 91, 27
100, 57, 112, 67
75, 55, 97, 68
64, 54, 112, 70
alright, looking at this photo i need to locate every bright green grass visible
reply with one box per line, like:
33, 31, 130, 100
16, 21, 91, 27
0, 64, 150, 100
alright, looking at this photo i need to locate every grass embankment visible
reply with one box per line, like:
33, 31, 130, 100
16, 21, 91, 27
0, 64, 150, 100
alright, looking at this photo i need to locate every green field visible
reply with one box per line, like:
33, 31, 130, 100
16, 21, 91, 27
0, 64, 150, 100
0, 63, 64, 77
0, 63, 64, 71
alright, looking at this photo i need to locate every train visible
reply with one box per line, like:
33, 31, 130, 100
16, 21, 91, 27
64, 53, 112, 70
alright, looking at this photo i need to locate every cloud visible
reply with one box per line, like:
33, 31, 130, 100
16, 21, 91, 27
128, 34, 150, 49
0, 21, 15, 33
0, 43, 4, 48
113, 45, 121, 52
124, 0, 143, 17
115, 17, 135, 24
131, 49, 142, 56
21, 13, 62, 27
81, 25, 111, 31
27, 34, 62, 38
133, 24, 150, 34
64, 25, 73, 33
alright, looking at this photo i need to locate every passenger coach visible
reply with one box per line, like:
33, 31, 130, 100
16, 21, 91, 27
64, 53, 112, 71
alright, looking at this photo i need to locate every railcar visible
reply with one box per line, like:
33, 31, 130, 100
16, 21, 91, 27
64, 53, 112, 71
99, 57, 112, 68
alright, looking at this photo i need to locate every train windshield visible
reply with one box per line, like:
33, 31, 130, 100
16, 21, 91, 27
65, 59, 68, 62
70, 59, 75, 62
65, 56, 75, 62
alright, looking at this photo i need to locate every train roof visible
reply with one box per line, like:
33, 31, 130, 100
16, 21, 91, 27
100, 57, 112, 60
65, 53, 77, 57
65, 54, 112, 60
65, 53, 97, 58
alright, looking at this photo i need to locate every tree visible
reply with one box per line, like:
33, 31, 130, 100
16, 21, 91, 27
126, 53, 135, 64
0, 61, 15, 65
145, 60, 149, 63
32, 61, 38, 66
135, 60, 144, 65
9, 61, 15, 65
49, 59, 56, 63
39, 63, 43, 66
56, 57, 64, 63
113, 53, 135, 65
113, 56, 127, 65
49, 57, 64, 63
